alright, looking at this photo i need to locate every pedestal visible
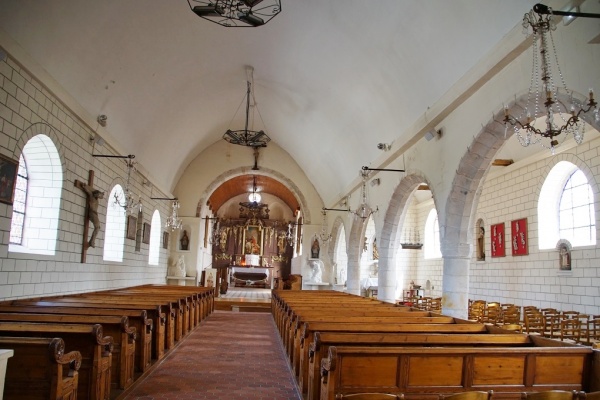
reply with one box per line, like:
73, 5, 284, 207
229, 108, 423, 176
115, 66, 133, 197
166, 276, 197, 286
0, 350, 14, 400
304, 282, 330, 290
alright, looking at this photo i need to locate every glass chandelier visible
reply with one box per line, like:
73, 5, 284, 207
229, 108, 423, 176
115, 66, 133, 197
503, 5, 598, 153
318, 210, 332, 243
352, 170, 378, 221
114, 156, 142, 215
165, 200, 183, 231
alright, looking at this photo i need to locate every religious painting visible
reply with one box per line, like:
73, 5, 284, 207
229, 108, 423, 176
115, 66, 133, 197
204, 268, 217, 288
243, 225, 263, 255
558, 242, 571, 271
126, 215, 137, 240
490, 222, 505, 258
511, 218, 528, 256
142, 222, 151, 244
162, 231, 169, 250
0, 153, 18, 205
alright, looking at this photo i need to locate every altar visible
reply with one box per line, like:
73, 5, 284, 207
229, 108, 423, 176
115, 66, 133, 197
230, 265, 274, 289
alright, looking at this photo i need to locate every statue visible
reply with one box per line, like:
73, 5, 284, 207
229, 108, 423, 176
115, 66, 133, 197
180, 230, 189, 251
311, 238, 320, 259
277, 231, 286, 255
168, 255, 186, 277
219, 229, 228, 253
477, 226, 485, 261
559, 244, 571, 270
372, 238, 379, 260
309, 260, 323, 283
74, 179, 104, 248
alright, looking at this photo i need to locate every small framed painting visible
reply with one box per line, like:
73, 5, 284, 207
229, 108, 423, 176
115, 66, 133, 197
126, 215, 137, 240
490, 222, 505, 258
243, 225, 263, 255
0, 154, 19, 205
142, 222, 151, 244
162, 231, 169, 249
511, 218, 528, 256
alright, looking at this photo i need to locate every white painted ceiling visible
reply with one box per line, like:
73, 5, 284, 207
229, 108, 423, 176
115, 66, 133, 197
0, 0, 539, 205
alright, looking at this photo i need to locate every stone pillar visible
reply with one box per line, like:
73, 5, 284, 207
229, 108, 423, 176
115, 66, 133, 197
377, 254, 396, 303
441, 248, 471, 319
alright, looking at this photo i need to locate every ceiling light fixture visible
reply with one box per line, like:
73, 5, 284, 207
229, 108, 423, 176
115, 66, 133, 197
188, 0, 281, 27
503, 4, 599, 153
152, 197, 183, 231
318, 210, 332, 244
223, 67, 271, 149
352, 170, 378, 221
93, 154, 141, 215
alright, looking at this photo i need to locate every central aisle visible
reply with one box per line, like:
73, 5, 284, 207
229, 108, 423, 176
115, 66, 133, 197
123, 311, 301, 400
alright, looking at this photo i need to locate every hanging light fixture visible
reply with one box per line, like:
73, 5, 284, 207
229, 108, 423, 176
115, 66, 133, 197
152, 196, 183, 231
503, 4, 598, 153
223, 67, 271, 148
187, 0, 281, 27
93, 154, 141, 215
318, 210, 332, 243
351, 170, 378, 221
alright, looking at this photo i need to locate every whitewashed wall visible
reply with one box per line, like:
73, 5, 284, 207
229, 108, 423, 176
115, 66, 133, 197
0, 52, 171, 300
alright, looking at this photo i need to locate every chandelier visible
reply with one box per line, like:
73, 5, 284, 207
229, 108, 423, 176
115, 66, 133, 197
115, 155, 142, 215
166, 200, 183, 231
503, 4, 598, 152
188, 0, 281, 27
223, 67, 271, 148
318, 210, 332, 243
352, 170, 378, 221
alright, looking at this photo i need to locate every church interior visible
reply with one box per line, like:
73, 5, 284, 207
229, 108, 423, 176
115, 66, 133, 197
1, 0, 600, 399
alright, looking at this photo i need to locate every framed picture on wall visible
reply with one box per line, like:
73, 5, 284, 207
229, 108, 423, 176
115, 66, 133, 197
142, 222, 151, 244
126, 215, 137, 240
490, 222, 505, 257
0, 154, 19, 205
511, 218, 528, 256
243, 225, 263, 255
162, 231, 169, 249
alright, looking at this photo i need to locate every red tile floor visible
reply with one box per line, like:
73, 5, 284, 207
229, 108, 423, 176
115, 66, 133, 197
122, 311, 301, 399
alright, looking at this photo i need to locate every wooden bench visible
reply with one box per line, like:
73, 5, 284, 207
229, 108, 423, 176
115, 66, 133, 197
320, 344, 594, 400
0, 337, 81, 400
0, 313, 135, 390
0, 322, 113, 400
0, 304, 154, 372
12, 299, 170, 360
304, 332, 537, 400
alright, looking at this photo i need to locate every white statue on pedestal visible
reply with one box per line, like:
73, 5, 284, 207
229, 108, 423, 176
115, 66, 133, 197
168, 255, 186, 277
309, 260, 323, 283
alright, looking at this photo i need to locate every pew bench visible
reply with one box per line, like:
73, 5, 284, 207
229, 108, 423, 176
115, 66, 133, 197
320, 344, 594, 400
0, 313, 135, 390
0, 337, 81, 400
0, 322, 113, 400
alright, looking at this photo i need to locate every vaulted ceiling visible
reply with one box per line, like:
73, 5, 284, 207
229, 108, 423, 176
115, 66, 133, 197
0, 0, 543, 206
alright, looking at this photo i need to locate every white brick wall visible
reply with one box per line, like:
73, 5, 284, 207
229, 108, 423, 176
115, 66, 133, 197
0, 52, 171, 300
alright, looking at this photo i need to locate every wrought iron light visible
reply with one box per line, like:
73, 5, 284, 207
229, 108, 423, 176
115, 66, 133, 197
503, 4, 598, 152
188, 0, 281, 27
223, 70, 271, 148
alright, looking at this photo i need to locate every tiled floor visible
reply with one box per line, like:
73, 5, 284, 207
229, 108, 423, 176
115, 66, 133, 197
122, 311, 301, 400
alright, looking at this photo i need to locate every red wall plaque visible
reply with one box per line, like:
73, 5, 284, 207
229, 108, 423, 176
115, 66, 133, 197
491, 223, 505, 257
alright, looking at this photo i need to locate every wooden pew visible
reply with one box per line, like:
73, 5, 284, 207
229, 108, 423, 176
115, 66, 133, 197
0, 304, 154, 373
0, 337, 81, 400
12, 299, 170, 360
320, 342, 594, 400
0, 313, 135, 390
304, 332, 534, 400
0, 322, 113, 400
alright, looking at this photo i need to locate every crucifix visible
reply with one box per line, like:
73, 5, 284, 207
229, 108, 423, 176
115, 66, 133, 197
74, 170, 104, 263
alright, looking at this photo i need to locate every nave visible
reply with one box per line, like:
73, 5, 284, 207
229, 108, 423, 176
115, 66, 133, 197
122, 310, 301, 400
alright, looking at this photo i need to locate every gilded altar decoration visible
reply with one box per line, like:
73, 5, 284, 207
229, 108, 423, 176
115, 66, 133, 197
215, 252, 232, 261
271, 254, 287, 263
490, 222, 505, 258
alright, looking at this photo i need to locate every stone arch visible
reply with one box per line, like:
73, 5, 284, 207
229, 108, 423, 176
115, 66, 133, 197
194, 166, 313, 224
443, 90, 600, 318
377, 170, 436, 303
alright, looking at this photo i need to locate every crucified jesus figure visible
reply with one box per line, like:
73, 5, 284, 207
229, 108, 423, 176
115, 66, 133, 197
75, 180, 104, 248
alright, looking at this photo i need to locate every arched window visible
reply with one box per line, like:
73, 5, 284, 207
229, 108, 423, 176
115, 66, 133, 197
538, 161, 595, 249
103, 185, 126, 262
424, 209, 442, 259
559, 170, 595, 246
9, 134, 62, 255
148, 210, 161, 265
9, 154, 28, 245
